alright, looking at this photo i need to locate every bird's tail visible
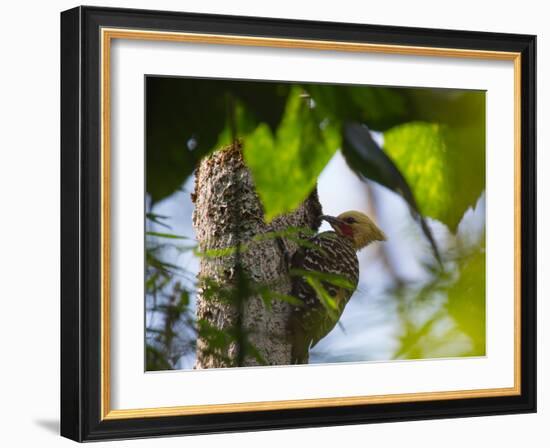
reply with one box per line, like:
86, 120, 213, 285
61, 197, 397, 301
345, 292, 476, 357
289, 313, 309, 365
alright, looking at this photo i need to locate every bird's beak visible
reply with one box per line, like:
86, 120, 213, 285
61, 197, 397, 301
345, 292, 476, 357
320, 215, 345, 226
373, 226, 387, 242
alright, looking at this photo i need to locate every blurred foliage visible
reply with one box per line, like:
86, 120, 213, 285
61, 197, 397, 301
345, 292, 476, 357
384, 122, 484, 231
146, 78, 288, 202
342, 123, 442, 264
385, 123, 454, 226
446, 250, 486, 355
394, 248, 486, 360
146, 77, 484, 234
244, 87, 340, 221
146, 77, 487, 369
146, 220, 333, 369
306, 84, 410, 131
145, 214, 197, 370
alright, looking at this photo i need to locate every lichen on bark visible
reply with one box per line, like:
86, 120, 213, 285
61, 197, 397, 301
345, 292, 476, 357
192, 141, 322, 368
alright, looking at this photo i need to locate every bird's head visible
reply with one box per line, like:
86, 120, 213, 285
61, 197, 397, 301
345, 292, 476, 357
321, 211, 386, 250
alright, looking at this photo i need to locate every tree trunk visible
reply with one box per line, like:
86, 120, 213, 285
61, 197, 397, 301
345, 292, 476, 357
192, 142, 322, 368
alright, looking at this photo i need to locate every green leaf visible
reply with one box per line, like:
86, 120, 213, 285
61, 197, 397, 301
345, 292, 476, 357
193, 246, 239, 259
446, 250, 486, 355
146, 213, 171, 229
258, 288, 304, 309
290, 268, 355, 290
243, 87, 341, 221
244, 341, 268, 366
146, 231, 189, 240
146, 78, 289, 203
146, 78, 227, 202
251, 226, 315, 243
303, 277, 339, 321
383, 121, 485, 231
342, 123, 442, 265
307, 84, 409, 131
145, 346, 172, 371
197, 319, 234, 350
286, 236, 329, 254
212, 97, 261, 150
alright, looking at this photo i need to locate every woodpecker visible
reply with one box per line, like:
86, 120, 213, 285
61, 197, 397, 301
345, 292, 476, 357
289, 211, 386, 364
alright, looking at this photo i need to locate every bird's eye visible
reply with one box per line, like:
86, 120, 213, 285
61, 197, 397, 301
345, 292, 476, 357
345, 217, 356, 224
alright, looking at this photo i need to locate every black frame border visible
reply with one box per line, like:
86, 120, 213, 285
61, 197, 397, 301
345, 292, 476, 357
61, 6, 536, 442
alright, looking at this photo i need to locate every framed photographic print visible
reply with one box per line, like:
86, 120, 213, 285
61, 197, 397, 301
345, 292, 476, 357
60, 6, 536, 442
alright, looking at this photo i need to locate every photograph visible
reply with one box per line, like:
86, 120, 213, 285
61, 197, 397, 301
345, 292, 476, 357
144, 77, 487, 370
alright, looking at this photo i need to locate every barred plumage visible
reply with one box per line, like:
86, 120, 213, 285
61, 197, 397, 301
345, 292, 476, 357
289, 211, 386, 364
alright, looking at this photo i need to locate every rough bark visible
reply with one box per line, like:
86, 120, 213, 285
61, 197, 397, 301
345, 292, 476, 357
192, 142, 322, 368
